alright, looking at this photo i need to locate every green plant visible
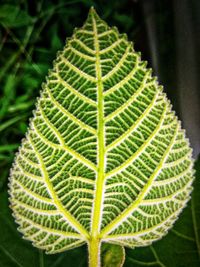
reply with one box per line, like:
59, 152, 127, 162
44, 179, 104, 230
8, 8, 194, 267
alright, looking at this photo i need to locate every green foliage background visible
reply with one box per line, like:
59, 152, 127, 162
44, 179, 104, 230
0, 0, 199, 266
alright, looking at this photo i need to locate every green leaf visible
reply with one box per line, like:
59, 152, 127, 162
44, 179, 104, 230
8, 8, 194, 267
0, 193, 87, 267
101, 244, 125, 267
0, 5, 33, 28
125, 156, 200, 267
0, 74, 16, 119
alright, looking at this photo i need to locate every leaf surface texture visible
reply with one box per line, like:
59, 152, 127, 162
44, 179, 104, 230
9, 8, 194, 253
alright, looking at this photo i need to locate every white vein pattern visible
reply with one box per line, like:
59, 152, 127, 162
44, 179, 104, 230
9, 8, 194, 255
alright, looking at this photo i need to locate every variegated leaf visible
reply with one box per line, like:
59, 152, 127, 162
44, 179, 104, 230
9, 7, 194, 267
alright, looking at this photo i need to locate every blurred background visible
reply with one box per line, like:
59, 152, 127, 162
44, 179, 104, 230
0, 0, 199, 266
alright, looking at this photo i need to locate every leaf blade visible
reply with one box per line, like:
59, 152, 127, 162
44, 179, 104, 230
9, 8, 195, 257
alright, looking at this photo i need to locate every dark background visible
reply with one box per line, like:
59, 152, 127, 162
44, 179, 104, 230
0, 0, 200, 266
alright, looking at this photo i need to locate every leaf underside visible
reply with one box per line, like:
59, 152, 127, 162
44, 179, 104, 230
9, 8, 194, 254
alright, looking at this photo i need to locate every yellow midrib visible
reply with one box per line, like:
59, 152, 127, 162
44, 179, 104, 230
90, 13, 106, 241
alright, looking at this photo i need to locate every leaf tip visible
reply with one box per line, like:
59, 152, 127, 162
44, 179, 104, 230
88, 6, 100, 19
89, 6, 96, 13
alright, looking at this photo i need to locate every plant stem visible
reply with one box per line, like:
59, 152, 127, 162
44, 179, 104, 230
88, 238, 101, 267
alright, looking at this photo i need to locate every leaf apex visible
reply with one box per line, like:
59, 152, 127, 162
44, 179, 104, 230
88, 6, 100, 20
89, 6, 96, 13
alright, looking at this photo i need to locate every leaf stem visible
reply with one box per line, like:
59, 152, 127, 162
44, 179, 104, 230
88, 238, 101, 267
